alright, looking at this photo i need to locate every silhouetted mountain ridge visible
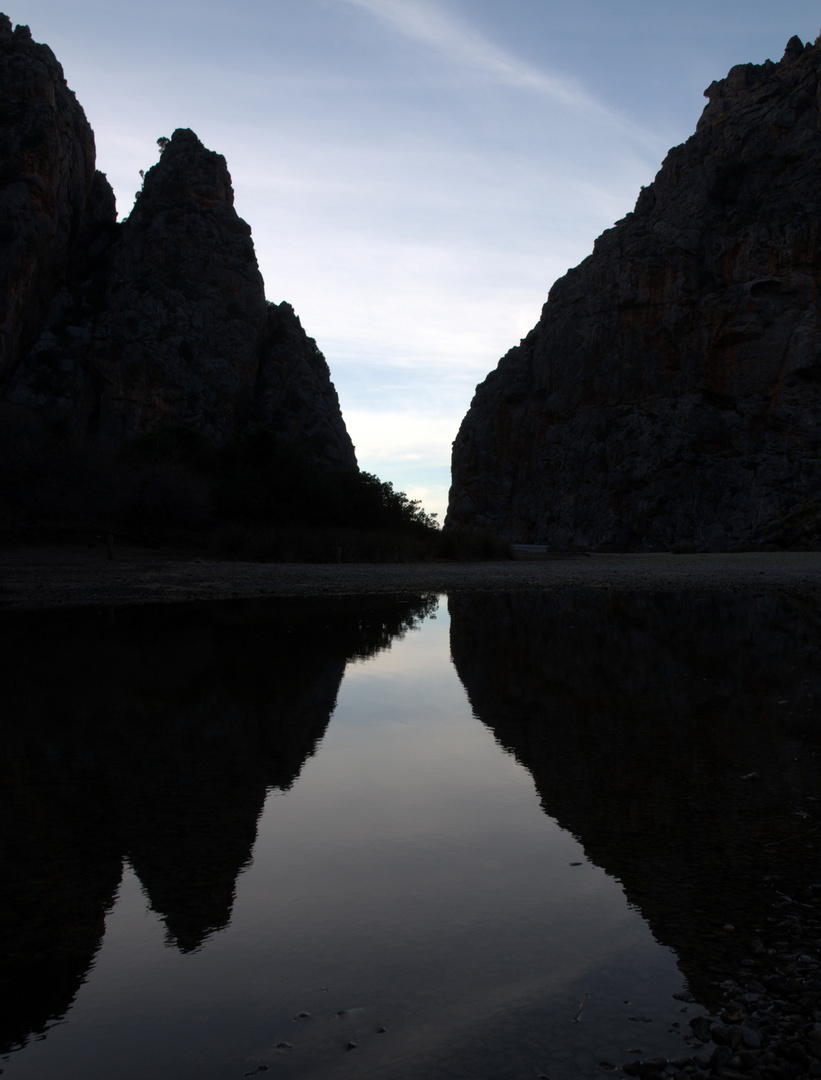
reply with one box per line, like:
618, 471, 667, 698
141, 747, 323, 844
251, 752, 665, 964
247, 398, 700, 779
449, 34, 821, 551
0, 15, 355, 467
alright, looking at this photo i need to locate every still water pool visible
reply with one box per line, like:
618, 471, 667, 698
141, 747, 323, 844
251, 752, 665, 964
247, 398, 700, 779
2, 590, 820, 1079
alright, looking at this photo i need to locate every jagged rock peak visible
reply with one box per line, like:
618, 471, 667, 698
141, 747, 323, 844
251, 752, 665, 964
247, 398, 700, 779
1, 13, 28, 38
782, 34, 809, 63
0, 17, 356, 469
135, 128, 237, 214
448, 35, 821, 551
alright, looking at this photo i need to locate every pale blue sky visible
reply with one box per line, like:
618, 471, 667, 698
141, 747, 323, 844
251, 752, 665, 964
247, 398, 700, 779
10, 1, 821, 519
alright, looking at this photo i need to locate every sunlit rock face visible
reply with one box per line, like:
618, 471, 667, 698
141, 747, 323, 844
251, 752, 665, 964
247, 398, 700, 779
0, 18, 355, 466
448, 591, 821, 1006
448, 35, 821, 550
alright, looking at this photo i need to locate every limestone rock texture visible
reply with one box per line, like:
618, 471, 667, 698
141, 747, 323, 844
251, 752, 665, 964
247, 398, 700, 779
448, 35, 821, 550
0, 18, 355, 469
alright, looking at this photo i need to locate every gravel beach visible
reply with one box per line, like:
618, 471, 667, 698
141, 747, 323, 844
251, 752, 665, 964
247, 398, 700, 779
2, 547, 821, 610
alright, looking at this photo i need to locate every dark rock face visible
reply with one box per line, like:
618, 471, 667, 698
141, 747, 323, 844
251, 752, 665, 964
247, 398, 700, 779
0, 15, 96, 384
0, 19, 354, 467
257, 299, 358, 467
448, 36, 821, 550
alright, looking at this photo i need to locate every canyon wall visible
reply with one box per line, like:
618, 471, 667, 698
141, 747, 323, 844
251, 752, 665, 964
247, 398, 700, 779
0, 16, 355, 468
448, 35, 821, 549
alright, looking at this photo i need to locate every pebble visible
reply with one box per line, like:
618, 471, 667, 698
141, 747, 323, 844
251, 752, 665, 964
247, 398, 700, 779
620, 887, 821, 1080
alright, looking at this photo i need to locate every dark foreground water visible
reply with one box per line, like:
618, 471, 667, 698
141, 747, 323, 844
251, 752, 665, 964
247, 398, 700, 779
1, 590, 820, 1079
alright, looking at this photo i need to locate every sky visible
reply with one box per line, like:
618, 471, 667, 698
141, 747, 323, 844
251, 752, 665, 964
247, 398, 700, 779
9, 1, 821, 520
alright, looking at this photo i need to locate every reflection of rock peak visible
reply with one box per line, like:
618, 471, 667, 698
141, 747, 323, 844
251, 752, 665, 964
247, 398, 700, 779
449, 591, 821, 1005
0, 594, 436, 1052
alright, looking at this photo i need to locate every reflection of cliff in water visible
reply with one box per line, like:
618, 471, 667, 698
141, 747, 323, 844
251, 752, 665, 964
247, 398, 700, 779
449, 591, 821, 1006
0, 593, 436, 1055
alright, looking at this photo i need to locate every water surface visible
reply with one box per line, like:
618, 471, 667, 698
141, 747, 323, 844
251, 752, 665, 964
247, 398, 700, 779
2, 590, 820, 1079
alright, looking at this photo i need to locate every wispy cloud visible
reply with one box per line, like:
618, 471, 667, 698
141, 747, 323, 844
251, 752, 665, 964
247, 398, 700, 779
339, 0, 655, 143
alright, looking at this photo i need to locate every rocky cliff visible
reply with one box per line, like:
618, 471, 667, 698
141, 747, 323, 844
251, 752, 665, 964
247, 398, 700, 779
448, 34, 821, 550
0, 16, 355, 468
0, 16, 96, 385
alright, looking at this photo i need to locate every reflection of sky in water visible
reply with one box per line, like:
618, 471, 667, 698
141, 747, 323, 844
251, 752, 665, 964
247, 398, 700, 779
4, 597, 696, 1080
